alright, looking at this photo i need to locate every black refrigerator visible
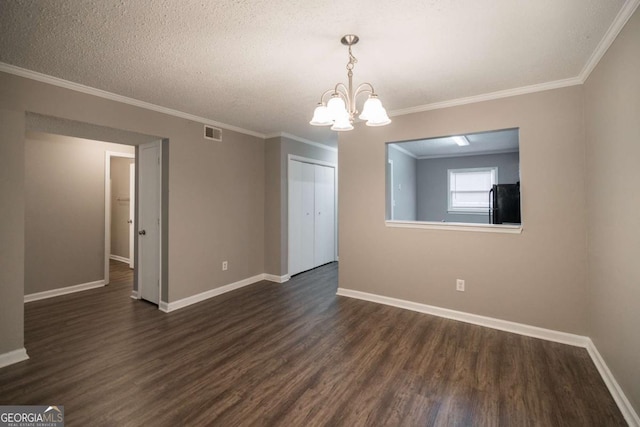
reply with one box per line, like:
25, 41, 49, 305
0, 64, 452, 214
489, 183, 521, 224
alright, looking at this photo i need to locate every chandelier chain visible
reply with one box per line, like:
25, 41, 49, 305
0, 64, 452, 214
346, 45, 358, 72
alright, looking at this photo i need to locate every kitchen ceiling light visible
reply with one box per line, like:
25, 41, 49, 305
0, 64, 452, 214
453, 136, 470, 146
310, 34, 391, 130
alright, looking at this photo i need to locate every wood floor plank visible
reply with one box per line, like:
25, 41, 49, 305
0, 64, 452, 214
0, 260, 626, 426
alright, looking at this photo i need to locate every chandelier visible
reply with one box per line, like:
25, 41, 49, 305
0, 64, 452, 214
310, 34, 391, 131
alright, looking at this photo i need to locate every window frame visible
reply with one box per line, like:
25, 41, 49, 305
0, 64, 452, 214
447, 166, 498, 214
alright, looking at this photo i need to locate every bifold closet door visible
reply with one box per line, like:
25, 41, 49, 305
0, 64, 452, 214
289, 161, 315, 276
314, 164, 335, 266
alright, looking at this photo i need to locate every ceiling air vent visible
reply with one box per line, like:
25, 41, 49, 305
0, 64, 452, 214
204, 125, 222, 141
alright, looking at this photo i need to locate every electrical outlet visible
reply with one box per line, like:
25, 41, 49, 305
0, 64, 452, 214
456, 279, 465, 292
222, 261, 228, 271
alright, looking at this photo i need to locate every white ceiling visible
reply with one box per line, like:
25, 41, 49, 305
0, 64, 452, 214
0, 0, 632, 146
393, 128, 519, 159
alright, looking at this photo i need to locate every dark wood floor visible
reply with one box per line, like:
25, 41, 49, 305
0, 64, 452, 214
0, 260, 625, 426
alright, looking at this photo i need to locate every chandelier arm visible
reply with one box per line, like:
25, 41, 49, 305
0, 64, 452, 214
333, 83, 352, 107
319, 89, 335, 104
353, 83, 375, 100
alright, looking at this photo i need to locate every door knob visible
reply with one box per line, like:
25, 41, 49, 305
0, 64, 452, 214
138, 230, 146, 235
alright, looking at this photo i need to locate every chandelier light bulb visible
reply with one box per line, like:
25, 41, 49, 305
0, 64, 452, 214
309, 104, 333, 126
366, 107, 392, 127
359, 95, 383, 121
331, 114, 354, 131
326, 95, 347, 121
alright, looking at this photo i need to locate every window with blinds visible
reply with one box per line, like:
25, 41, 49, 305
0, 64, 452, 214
448, 167, 497, 213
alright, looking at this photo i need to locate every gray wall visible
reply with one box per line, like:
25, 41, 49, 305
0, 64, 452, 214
387, 145, 417, 221
264, 136, 338, 277
0, 109, 25, 355
1, 71, 265, 356
25, 132, 135, 295
110, 156, 134, 259
416, 152, 519, 224
585, 7, 640, 413
339, 85, 587, 334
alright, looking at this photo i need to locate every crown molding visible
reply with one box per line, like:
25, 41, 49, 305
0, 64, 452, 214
3, 0, 637, 138
269, 132, 338, 153
579, 0, 640, 82
389, 0, 639, 118
389, 76, 583, 117
388, 143, 418, 159
0, 62, 266, 139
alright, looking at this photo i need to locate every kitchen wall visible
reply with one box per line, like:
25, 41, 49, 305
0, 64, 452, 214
416, 152, 519, 224
25, 132, 135, 295
584, 7, 640, 414
387, 145, 417, 221
339, 85, 587, 334
110, 156, 134, 260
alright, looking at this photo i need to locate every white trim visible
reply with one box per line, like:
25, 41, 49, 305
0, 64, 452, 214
264, 274, 291, 283
388, 143, 417, 159
267, 132, 338, 153
24, 280, 105, 303
109, 254, 130, 264
0, 348, 29, 369
389, 77, 583, 117
386, 220, 522, 234
586, 340, 640, 427
130, 290, 140, 300
288, 154, 337, 169
0, 62, 264, 139
336, 288, 588, 347
161, 274, 266, 312
579, 0, 640, 82
105, 151, 135, 286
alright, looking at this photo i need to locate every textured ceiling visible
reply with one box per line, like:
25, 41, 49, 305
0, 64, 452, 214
0, 0, 629, 145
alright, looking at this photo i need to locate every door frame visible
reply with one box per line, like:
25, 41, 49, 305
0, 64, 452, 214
136, 140, 163, 306
104, 151, 135, 285
287, 154, 337, 277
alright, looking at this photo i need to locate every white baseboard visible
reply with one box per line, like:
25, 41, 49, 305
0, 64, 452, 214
0, 348, 29, 369
110, 255, 130, 264
159, 301, 170, 312
264, 273, 290, 283
161, 274, 266, 313
336, 287, 639, 425
336, 288, 588, 347
586, 339, 640, 427
130, 290, 139, 300
24, 280, 106, 303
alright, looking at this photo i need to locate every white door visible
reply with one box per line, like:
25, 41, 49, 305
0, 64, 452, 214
128, 163, 135, 269
314, 164, 335, 266
138, 141, 161, 304
288, 161, 303, 276
288, 160, 336, 276
288, 161, 316, 276
300, 162, 316, 272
